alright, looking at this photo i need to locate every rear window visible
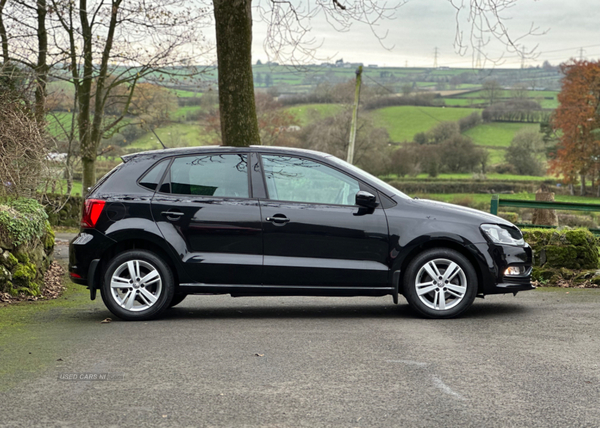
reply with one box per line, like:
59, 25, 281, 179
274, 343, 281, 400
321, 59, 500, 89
163, 154, 249, 198
88, 163, 123, 195
138, 159, 169, 191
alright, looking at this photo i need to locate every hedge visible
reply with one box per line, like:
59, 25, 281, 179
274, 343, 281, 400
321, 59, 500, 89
389, 180, 561, 195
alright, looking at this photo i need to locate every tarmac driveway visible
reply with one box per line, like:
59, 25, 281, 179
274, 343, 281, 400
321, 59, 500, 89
1, 287, 599, 427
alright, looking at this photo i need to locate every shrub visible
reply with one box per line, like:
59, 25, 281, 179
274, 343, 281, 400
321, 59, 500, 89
493, 163, 518, 175
0, 198, 49, 247
458, 112, 482, 132
0, 197, 54, 296
438, 135, 487, 173
505, 129, 547, 176
522, 228, 599, 270
428, 121, 460, 144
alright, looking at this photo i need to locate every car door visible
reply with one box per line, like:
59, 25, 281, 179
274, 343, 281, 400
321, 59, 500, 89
258, 154, 390, 288
150, 152, 263, 285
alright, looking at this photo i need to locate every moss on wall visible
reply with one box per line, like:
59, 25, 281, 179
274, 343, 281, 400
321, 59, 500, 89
43, 194, 83, 227
523, 228, 599, 270
0, 198, 54, 296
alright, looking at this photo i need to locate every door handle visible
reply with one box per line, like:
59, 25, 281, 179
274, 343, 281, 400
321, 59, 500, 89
266, 215, 290, 224
161, 210, 185, 219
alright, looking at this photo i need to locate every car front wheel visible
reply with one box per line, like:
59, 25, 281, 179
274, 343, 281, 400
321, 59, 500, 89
403, 248, 477, 319
101, 250, 174, 321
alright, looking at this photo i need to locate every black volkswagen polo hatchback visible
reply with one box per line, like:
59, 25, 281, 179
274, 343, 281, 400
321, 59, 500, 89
69, 146, 533, 320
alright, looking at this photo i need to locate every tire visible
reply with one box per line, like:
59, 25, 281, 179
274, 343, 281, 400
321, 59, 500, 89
403, 248, 477, 319
169, 293, 187, 308
101, 250, 175, 321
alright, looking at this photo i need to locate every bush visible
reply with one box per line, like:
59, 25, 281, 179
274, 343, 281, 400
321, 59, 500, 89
522, 228, 599, 270
438, 135, 487, 173
493, 163, 518, 175
458, 112, 482, 132
428, 122, 459, 144
0, 198, 50, 246
0, 197, 54, 296
391, 145, 412, 177
505, 129, 547, 176
482, 99, 549, 123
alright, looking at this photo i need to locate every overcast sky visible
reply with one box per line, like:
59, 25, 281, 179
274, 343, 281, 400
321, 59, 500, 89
249, 0, 600, 68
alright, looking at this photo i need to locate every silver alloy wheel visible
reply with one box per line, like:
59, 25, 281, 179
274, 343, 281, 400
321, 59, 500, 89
415, 258, 467, 311
110, 260, 163, 312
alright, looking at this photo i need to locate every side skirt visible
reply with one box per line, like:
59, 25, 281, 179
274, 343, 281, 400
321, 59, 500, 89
178, 283, 394, 298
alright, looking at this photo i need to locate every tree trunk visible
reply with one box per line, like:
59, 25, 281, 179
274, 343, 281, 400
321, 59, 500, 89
580, 173, 586, 196
79, 0, 95, 193
34, 0, 48, 123
531, 186, 558, 227
0, 0, 8, 64
213, 0, 260, 147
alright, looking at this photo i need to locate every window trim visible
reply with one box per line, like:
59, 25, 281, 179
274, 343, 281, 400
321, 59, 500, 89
137, 158, 172, 192
154, 152, 253, 199
257, 153, 379, 207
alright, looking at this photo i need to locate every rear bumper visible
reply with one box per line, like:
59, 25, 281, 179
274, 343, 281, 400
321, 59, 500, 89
69, 229, 116, 286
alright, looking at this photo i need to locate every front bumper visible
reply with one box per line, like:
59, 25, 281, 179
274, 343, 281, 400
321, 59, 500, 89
471, 242, 535, 295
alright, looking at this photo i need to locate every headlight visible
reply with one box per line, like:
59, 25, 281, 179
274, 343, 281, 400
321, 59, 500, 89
480, 224, 525, 246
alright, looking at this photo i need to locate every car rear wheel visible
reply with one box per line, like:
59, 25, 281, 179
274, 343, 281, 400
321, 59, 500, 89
403, 248, 477, 319
101, 250, 174, 321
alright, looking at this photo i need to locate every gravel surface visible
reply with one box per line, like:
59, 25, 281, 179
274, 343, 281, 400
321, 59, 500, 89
1, 288, 600, 427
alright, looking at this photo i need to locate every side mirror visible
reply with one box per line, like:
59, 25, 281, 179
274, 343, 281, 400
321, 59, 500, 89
355, 191, 378, 209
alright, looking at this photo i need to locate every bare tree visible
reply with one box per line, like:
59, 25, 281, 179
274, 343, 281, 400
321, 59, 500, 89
47, 0, 208, 192
2, 0, 208, 192
0, 85, 48, 197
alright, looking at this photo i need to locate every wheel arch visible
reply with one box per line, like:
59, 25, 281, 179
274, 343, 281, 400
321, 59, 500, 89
398, 239, 485, 294
91, 238, 181, 291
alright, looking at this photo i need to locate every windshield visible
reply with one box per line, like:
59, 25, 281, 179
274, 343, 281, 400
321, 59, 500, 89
327, 156, 411, 200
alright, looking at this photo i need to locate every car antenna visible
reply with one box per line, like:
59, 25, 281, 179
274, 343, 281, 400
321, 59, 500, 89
141, 120, 167, 149
149, 127, 167, 149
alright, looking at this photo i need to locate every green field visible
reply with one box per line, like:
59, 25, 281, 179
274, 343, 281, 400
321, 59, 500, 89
465, 122, 540, 147
170, 89, 202, 97
126, 123, 210, 151
372, 106, 478, 142
486, 147, 507, 164
455, 89, 559, 108
46, 112, 76, 138
284, 103, 344, 126
171, 105, 204, 121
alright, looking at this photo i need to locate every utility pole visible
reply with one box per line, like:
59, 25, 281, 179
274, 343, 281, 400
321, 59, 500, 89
579, 48, 585, 60
433, 47, 439, 68
475, 40, 482, 69
347, 65, 363, 165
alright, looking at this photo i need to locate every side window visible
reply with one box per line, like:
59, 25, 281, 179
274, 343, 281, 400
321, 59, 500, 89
167, 154, 249, 198
261, 155, 360, 205
139, 159, 169, 191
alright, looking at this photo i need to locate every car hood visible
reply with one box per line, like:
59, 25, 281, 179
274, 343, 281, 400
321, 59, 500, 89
402, 198, 516, 228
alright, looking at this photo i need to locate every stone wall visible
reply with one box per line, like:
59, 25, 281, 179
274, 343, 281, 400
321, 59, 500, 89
0, 198, 55, 296
42, 194, 83, 227
523, 228, 600, 285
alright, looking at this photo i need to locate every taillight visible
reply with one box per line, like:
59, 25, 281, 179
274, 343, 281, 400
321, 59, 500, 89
81, 199, 106, 228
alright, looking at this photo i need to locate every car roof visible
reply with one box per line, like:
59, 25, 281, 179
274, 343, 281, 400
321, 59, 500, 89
121, 145, 331, 163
